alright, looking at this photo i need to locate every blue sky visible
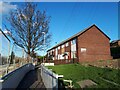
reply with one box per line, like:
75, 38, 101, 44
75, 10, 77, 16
0, 2, 119, 56
32, 2, 118, 47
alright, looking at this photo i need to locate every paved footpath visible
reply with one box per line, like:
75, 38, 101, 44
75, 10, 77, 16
17, 67, 46, 89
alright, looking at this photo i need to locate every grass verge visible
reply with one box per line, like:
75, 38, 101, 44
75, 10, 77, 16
47, 63, 120, 88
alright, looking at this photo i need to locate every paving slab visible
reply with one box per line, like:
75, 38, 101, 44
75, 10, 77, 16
77, 79, 97, 88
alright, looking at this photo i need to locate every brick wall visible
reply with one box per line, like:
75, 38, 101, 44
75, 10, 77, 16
47, 25, 112, 64
77, 26, 112, 62
47, 58, 78, 65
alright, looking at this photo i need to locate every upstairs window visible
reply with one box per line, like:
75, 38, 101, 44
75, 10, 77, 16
58, 46, 60, 50
62, 45, 64, 48
71, 39, 76, 45
66, 42, 69, 47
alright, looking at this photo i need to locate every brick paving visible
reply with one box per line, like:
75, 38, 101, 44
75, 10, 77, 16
17, 67, 46, 89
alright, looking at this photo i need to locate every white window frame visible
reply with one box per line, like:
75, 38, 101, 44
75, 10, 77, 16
58, 46, 60, 50
66, 42, 69, 47
71, 39, 76, 45
62, 44, 64, 48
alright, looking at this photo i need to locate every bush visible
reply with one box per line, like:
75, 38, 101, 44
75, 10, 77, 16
111, 47, 120, 59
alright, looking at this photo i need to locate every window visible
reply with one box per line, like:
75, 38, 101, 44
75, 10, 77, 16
49, 50, 52, 55
71, 51, 77, 58
58, 46, 60, 50
71, 39, 76, 45
52, 51, 54, 55
58, 54, 60, 60
71, 44, 76, 51
61, 45, 65, 54
55, 48, 58, 55
47, 52, 50, 56
62, 45, 64, 48
66, 42, 69, 47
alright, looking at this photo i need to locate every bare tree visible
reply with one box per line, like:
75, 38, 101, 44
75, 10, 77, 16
5, 3, 51, 57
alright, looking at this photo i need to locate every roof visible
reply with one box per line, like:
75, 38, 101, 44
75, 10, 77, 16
111, 39, 120, 44
0, 28, 10, 42
47, 24, 110, 52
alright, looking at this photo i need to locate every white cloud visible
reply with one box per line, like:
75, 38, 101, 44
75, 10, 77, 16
0, 2, 17, 14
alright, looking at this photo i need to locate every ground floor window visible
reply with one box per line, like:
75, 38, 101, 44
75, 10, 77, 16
71, 51, 77, 58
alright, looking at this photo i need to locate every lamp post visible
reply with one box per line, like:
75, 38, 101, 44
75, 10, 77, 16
42, 32, 45, 63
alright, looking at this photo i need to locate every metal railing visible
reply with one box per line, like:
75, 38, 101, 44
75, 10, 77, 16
0, 29, 33, 78
41, 64, 60, 89
0, 29, 10, 78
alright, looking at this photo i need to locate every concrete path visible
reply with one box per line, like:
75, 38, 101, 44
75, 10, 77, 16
16, 67, 46, 89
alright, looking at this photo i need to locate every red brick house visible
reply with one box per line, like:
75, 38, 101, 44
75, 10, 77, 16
47, 24, 112, 64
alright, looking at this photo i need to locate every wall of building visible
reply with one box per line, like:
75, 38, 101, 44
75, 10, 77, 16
77, 26, 112, 62
47, 39, 78, 64
47, 25, 112, 64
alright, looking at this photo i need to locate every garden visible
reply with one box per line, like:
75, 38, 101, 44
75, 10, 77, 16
47, 63, 120, 89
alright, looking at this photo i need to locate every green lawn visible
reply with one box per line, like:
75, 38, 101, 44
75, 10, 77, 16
47, 64, 120, 88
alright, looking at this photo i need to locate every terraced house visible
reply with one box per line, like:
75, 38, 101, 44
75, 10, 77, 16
47, 24, 112, 64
